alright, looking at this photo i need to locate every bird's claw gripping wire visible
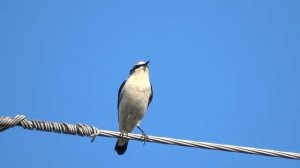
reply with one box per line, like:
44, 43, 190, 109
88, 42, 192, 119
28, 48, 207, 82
119, 131, 128, 139
137, 126, 148, 145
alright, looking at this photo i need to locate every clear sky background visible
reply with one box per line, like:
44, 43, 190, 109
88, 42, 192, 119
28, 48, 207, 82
1, 1, 300, 167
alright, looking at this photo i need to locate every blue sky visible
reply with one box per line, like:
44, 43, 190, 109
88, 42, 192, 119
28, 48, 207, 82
1, 0, 300, 167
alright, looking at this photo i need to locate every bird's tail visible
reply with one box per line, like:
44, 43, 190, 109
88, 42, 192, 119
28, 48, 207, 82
115, 138, 129, 155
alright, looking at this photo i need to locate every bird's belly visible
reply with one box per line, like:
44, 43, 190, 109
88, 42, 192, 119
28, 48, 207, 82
118, 87, 149, 133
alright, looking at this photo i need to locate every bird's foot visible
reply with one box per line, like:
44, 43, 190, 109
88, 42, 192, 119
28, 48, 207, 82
120, 131, 128, 139
137, 126, 149, 145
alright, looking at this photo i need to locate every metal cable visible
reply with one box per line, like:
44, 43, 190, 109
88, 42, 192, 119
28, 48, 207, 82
1, 115, 299, 160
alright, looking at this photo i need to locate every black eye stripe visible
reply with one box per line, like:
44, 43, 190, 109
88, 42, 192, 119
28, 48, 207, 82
134, 64, 143, 69
129, 64, 147, 75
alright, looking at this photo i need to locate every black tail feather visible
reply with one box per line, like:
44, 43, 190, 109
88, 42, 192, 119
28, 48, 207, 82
115, 139, 129, 155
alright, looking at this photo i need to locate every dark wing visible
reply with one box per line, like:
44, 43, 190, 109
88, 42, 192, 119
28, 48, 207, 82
118, 80, 127, 110
117, 80, 126, 122
148, 83, 153, 107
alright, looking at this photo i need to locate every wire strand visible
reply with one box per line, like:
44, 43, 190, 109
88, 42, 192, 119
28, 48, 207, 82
1, 115, 299, 160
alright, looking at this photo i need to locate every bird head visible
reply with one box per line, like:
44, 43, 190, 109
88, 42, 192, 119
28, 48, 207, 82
129, 61, 150, 75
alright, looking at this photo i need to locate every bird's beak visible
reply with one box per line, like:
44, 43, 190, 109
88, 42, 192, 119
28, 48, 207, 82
145, 61, 150, 66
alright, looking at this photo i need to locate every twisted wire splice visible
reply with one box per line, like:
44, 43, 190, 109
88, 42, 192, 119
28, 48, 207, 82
1, 115, 299, 160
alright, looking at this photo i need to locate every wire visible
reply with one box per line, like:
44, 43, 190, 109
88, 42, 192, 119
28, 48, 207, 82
1, 115, 299, 160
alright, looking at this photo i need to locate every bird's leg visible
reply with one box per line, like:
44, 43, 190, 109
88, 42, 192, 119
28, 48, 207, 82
120, 130, 128, 139
137, 125, 148, 145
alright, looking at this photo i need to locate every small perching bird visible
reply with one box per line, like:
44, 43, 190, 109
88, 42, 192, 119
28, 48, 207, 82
115, 61, 153, 155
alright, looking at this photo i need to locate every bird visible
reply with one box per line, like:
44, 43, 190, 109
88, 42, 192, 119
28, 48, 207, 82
115, 61, 153, 155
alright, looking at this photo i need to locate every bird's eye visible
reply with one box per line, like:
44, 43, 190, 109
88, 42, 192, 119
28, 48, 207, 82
134, 64, 143, 69
129, 64, 146, 75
